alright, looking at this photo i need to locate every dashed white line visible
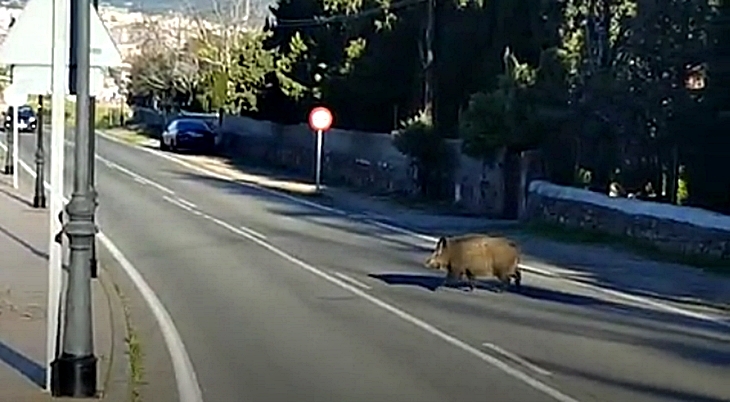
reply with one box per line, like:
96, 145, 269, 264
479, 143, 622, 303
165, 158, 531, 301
482, 343, 553, 377
175, 197, 197, 209
238, 225, 267, 240
332, 272, 372, 290
159, 188, 582, 402
0, 142, 203, 402
162, 195, 195, 212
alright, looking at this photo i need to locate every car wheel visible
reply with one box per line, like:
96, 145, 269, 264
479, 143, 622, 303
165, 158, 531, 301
160, 137, 169, 151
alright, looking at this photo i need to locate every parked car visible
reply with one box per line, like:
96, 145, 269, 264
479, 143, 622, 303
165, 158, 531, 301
4, 105, 37, 133
160, 118, 216, 153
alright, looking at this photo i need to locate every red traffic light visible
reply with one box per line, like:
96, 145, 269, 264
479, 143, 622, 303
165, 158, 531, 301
308, 107, 333, 132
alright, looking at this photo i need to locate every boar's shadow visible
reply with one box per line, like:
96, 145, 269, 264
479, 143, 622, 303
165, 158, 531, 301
368, 272, 507, 292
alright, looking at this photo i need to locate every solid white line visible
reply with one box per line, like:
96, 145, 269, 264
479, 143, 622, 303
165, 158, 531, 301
162, 195, 195, 212
332, 272, 372, 290
96, 132, 730, 328
99, 232, 204, 402
4, 145, 204, 402
134, 177, 146, 185
238, 225, 267, 240
160, 194, 581, 402
482, 343, 553, 376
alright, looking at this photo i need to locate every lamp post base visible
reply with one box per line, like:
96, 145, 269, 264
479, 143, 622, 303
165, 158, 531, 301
33, 195, 46, 208
50, 354, 97, 398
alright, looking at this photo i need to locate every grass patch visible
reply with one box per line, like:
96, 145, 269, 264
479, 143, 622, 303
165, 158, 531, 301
101, 126, 156, 146
112, 282, 145, 402
522, 221, 730, 274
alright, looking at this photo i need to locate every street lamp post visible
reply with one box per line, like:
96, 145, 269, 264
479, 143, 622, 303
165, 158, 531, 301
33, 95, 46, 208
88, 96, 97, 278
50, 0, 98, 395
4, 105, 14, 175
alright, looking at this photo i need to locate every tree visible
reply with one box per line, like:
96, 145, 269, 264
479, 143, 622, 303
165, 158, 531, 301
460, 47, 541, 162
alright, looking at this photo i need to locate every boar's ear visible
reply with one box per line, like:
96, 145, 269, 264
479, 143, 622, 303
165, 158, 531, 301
436, 236, 447, 251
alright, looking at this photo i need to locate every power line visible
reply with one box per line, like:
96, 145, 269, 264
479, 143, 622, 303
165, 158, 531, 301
273, 0, 426, 28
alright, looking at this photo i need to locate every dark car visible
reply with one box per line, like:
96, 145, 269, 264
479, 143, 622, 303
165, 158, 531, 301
4, 105, 38, 133
160, 118, 216, 153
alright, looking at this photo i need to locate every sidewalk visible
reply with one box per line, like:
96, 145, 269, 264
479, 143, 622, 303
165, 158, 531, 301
0, 174, 129, 401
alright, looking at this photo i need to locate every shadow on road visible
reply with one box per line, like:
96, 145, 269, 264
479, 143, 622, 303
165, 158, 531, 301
171, 170, 437, 251
166, 163, 730, 315
0, 340, 45, 388
0, 185, 34, 209
532, 358, 728, 402
368, 272, 507, 293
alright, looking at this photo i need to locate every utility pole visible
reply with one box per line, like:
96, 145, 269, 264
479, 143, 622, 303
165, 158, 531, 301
423, 0, 436, 121
33, 95, 46, 208
51, 0, 98, 396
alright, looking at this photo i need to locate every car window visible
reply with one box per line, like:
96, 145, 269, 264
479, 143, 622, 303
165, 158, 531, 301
176, 120, 209, 131
18, 106, 33, 114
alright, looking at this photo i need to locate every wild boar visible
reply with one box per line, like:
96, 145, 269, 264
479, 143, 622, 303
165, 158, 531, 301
424, 233, 522, 292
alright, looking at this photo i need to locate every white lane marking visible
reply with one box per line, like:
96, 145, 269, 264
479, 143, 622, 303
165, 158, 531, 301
95, 133, 730, 327
162, 195, 195, 212
98, 156, 176, 195
175, 197, 197, 209
482, 343, 553, 377
134, 177, 146, 185
2, 142, 204, 402
238, 225, 267, 240
99, 232, 204, 402
332, 272, 372, 290
160, 194, 581, 402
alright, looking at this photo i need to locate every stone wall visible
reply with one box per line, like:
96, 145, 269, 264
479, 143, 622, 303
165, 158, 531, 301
525, 180, 730, 259
130, 107, 506, 216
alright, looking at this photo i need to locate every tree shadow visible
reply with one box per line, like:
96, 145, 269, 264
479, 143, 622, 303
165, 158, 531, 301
0, 340, 45, 388
531, 358, 728, 402
516, 236, 730, 312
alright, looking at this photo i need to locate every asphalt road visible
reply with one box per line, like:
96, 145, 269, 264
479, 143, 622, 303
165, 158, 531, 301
6, 129, 730, 402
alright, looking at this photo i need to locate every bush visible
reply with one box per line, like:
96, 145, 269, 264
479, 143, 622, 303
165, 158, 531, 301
392, 110, 453, 199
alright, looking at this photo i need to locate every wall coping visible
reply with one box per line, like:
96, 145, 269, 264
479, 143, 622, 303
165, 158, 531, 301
528, 180, 730, 232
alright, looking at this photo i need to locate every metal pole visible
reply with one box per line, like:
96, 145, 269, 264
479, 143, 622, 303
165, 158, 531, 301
88, 96, 97, 278
33, 95, 46, 208
89, 0, 99, 279
4, 105, 13, 175
52, 0, 97, 396
47, 0, 68, 392
12, 104, 18, 189
315, 129, 323, 191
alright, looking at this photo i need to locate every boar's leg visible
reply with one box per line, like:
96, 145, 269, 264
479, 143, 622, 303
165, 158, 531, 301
512, 269, 522, 290
464, 270, 476, 291
495, 272, 510, 292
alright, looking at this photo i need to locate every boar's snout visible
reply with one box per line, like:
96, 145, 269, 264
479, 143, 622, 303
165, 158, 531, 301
424, 249, 446, 270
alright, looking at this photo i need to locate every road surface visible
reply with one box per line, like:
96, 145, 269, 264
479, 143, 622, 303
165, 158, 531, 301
6, 128, 730, 402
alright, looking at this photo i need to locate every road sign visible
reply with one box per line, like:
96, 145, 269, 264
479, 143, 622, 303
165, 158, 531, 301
0, 0, 123, 96
0, 0, 123, 68
4, 84, 27, 106
309, 107, 333, 132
